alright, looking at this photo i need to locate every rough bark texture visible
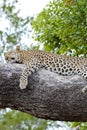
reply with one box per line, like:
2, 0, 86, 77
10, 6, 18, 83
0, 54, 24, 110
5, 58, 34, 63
0, 63, 87, 122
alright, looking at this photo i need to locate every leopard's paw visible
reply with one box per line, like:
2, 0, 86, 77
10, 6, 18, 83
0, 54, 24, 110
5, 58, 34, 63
82, 85, 87, 93
19, 78, 28, 89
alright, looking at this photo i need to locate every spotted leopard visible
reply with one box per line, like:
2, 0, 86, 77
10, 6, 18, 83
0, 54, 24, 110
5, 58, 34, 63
5, 46, 87, 90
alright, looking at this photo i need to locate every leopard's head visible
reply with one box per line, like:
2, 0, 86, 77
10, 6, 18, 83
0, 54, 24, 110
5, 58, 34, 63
5, 46, 23, 64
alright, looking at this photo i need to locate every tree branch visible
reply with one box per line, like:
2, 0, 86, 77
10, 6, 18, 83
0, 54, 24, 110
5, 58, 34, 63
0, 63, 87, 122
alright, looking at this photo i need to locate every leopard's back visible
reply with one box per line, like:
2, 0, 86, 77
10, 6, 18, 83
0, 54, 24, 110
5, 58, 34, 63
20, 50, 87, 77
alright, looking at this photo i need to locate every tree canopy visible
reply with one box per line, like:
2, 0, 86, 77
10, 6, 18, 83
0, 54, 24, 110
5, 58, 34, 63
32, 0, 87, 56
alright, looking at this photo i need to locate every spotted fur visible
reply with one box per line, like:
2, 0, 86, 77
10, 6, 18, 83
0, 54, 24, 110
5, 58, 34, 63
5, 46, 87, 89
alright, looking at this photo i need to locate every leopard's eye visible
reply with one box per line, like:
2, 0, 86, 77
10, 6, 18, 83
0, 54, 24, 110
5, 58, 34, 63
11, 57, 15, 60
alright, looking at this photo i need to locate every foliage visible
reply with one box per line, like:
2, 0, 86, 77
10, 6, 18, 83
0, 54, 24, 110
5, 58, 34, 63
32, 0, 87, 56
0, 109, 47, 130
67, 122, 87, 130
0, 109, 65, 130
0, 0, 32, 53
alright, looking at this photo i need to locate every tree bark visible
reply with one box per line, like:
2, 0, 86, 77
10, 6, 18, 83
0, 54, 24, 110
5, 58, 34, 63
0, 63, 87, 122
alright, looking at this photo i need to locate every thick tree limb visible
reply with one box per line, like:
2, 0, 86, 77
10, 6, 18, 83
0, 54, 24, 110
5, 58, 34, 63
0, 63, 87, 122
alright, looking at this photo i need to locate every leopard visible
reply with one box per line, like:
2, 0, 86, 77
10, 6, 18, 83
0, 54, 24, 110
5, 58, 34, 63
5, 46, 87, 91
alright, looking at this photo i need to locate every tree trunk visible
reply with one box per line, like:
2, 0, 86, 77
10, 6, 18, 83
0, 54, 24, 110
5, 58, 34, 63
0, 63, 87, 122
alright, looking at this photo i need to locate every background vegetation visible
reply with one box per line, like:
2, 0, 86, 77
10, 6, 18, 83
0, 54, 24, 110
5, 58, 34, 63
32, 0, 87, 56
0, 0, 87, 129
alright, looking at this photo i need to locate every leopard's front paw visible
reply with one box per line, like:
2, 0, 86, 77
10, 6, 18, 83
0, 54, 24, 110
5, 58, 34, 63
82, 85, 87, 93
19, 78, 28, 89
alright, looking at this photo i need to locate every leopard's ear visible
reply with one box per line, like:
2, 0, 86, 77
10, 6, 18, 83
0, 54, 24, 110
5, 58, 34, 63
16, 45, 20, 51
